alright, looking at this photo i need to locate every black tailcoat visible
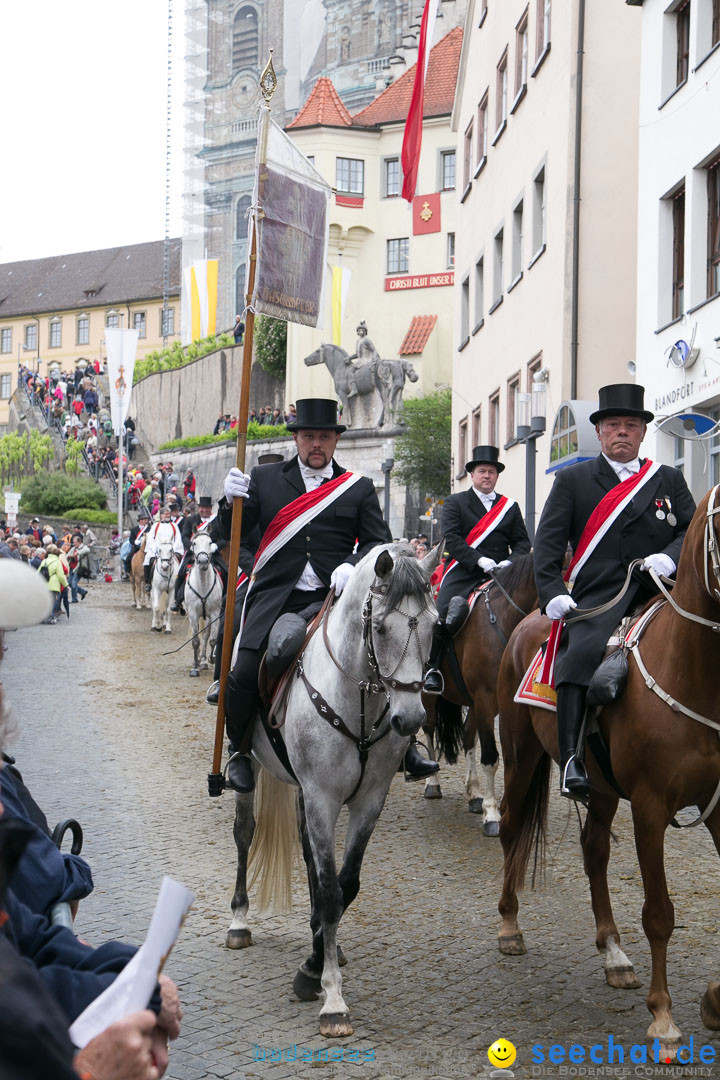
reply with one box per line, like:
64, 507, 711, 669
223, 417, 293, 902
218, 456, 391, 649
436, 488, 531, 618
534, 454, 696, 684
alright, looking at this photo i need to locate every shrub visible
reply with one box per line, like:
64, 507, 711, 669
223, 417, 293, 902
133, 333, 235, 384
157, 423, 287, 452
61, 508, 118, 524
254, 316, 287, 379
21, 472, 108, 515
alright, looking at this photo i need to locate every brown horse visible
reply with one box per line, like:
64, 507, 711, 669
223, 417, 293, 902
130, 534, 147, 610
496, 486, 720, 1059
421, 553, 537, 835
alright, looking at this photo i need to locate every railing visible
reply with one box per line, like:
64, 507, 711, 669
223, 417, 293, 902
367, 57, 391, 73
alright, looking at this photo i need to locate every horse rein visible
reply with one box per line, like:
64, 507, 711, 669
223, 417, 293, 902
480, 572, 529, 647
186, 554, 219, 620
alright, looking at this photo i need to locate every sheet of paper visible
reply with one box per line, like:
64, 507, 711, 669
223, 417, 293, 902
69, 875, 194, 1048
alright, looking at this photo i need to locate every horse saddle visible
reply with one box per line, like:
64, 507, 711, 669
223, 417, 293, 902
258, 601, 327, 726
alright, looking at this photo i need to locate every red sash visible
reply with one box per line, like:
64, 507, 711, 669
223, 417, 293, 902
442, 495, 515, 579
252, 472, 359, 571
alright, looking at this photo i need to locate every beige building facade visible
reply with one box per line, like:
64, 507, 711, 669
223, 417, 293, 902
0, 240, 181, 427
284, 30, 462, 416
450, 0, 642, 534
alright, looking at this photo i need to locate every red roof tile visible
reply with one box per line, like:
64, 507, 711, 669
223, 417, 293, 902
399, 314, 438, 355
287, 77, 354, 129
353, 28, 463, 128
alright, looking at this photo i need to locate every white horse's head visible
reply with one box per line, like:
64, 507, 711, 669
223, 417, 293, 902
157, 542, 175, 572
191, 531, 215, 567
339, 542, 439, 737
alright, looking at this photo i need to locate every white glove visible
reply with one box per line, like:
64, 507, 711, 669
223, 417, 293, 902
330, 562, 355, 595
545, 593, 577, 620
478, 556, 498, 572
224, 467, 250, 501
497, 559, 512, 569
641, 552, 676, 578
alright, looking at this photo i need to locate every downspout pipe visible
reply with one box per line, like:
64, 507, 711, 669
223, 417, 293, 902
571, 0, 586, 400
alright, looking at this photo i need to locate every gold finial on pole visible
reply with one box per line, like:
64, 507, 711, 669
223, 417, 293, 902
260, 50, 278, 105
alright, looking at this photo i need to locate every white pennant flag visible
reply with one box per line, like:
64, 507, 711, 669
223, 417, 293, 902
105, 328, 139, 436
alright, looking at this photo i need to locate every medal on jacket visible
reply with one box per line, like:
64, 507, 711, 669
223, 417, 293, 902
665, 498, 677, 527
655, 499, 665, 521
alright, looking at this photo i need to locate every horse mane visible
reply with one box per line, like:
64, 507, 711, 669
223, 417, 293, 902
379, 543, 433, 621
493, 551, 535, 594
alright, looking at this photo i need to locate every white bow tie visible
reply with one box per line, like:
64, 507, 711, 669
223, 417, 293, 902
299, 462, 333, 488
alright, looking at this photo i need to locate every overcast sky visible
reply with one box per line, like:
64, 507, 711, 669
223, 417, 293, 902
0, 0, 185, 264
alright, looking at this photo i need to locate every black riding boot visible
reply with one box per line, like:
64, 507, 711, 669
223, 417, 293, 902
225, 673, 259, 793
402, 737, 440, 781
144, 561, 152, 593
423, 625, 447, 693
557, 683, 590, 800
170, 576, 185, 614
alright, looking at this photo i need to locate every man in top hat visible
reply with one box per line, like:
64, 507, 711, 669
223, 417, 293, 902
424, 445, 531, 693
534, 383, 696, 800
143, 505, 184, 591
219, 397, 438, 792
170, 496, 226, 613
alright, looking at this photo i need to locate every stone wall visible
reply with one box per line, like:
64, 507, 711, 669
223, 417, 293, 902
149, 427, 411, 538
130, 346, 284, 456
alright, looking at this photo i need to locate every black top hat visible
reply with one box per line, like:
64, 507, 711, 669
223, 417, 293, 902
589, 384, 654, 425
286, 398, 346, 434
198, 496, 212, 508
465, 445, 505, 473
258, 452, 285, 465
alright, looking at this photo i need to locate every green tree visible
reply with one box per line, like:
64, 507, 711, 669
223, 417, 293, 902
394, 388, 452, 499
254, 315, 287, 379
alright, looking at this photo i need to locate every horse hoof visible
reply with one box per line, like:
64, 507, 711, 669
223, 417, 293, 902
226, 929, 252, 949
483, 820, 500, 837
657, 1039, 682, 1063
189, 669, 199, 678
701, 987, 720, 1030
151, 626, 161, 632
337, 945, 347, 967
606, 965, 641, 989
200, 661, 209, 670
293, 967, 321, 1001
423, 785, 442, 799
498, 933, 527, 956
319, 1012, 353, 1039
164, 627, 172, 633
468, 797, 484, 814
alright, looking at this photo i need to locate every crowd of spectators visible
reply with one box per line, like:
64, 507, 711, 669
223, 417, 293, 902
124, 461, 195, 519
209, 403, 296, 437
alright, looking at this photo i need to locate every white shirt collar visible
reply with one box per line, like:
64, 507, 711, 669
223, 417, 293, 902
602, 453, 641, 478
472, 486, 496, 509
298, 460, 334, 489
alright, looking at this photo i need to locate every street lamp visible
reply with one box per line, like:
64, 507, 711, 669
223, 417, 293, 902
381, 438, 394, 525
515, 370, 549, 542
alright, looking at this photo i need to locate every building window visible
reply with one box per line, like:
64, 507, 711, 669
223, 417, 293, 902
307, 155, 315, 165
472, 406, 482, 445
463, 120, 473, 191
512, 200, 524, 281
441, 150, 456, 191
458, 416, 468, 476
0, 373, 11, 398
387, 238, 409, 275
76, 316, 89, 346
477, 91, 489, 167
550, 403, 580, 465
493, 228, 504, 303
496, 49, 508, 131
161, 307, 175, 337
515, 9, 529, 96
676, 1, 690, 86
106, 311, 120, 329
488, 390, 500, 446
385, 157, 400, 197
527, 352, 543, 390
447, 232, 455, 268
672, 187, 685, 318
336, 157, 364, 195
1, 328, 11, 354
708, 159, 720, 298
236, 265, 247, 314
475, 256, 484, 326
714, 0, 720, 47
673, 435, 685, 474
133, 311, 147, 338
533, 166, 546, 254
49, 319, 61, 348
507, 373, 520, 443
233, 7, 259, 71
24, 324, 37, 351
236, 195, 252, 240
461, 276, 470, 345
537, 0, 551, 57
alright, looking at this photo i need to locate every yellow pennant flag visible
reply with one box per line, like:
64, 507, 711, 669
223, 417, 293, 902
331, 266, 351, 346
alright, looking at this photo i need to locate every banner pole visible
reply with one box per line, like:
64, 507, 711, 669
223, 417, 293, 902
208, 56, 276, 795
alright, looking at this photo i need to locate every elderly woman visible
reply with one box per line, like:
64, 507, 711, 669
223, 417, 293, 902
38, 544, 68, 623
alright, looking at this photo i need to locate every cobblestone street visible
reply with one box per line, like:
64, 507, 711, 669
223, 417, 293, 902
4, 580, 720, 1080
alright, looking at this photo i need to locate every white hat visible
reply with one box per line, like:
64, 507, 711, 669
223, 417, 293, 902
0, 559, 52, 628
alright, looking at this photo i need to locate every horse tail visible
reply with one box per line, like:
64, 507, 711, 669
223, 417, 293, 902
504, 751, 551, 896
247, 769, 300, 913
434, 698, 464, 765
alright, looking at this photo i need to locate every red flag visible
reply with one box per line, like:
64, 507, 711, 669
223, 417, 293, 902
401, 0, 440, 203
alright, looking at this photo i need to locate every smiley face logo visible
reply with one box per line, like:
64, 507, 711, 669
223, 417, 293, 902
488, 1039, 517, 1068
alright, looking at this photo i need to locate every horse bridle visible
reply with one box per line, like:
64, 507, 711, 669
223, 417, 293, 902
186, 548, 218, 619
296, 578, 433, 802
480, 571, 529, 647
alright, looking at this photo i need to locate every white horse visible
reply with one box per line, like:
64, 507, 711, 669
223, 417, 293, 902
185, 532, 222, 676
226, 542, 439, 1037
151, 541, 178, 633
